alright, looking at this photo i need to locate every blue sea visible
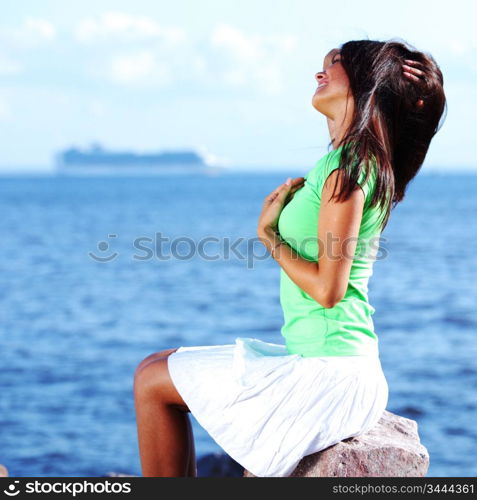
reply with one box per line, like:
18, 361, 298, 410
0, 169, 476, 477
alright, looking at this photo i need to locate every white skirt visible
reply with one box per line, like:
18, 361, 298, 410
167, 337, 389, 477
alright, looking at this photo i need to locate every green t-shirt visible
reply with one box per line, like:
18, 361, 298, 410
277, 145, 382, 357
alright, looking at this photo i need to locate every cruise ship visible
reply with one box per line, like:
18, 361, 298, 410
54, 143, 226, 175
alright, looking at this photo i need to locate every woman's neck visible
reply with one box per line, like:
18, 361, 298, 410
326, 102, 354, 149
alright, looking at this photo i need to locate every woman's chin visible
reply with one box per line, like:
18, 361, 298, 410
311, 95, 325, 113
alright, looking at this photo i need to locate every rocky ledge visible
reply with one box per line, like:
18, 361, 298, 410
244, 410, 429, 477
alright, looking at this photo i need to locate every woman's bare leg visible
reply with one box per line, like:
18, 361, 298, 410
133, 348, 196, 477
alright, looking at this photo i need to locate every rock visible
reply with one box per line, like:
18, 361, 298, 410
244, 410, 429, 477
197, 452, 244, 477
0, 464, 8, 477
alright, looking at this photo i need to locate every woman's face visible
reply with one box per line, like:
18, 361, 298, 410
311, 48, 352, 118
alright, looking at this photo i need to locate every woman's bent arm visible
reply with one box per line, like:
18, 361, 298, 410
258, 168, 365, 309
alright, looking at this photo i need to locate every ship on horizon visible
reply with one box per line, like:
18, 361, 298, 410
54, 142, 227, 175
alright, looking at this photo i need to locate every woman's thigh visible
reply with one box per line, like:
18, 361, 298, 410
134, 348, 189, 412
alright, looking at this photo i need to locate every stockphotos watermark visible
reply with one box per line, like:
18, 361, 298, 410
88, 232, 389, 269
1, 479, 131, 497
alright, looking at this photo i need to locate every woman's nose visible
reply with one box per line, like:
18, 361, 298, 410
315, 72, 325, 83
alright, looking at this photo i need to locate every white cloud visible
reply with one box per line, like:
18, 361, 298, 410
211, 24, 296, 61
72, 12, 188, 88
209, 24, 297, 95
0, 18, 56, 48
71, 18, 296, 95
23, 19, 56, 42
75, 11, 186, 45
211, 24, 263, 62
109, 50, 173, 87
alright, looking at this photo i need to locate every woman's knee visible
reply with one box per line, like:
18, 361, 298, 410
134, 356, 168, 398
135, 348, 179, 375
133, 349, 185, 407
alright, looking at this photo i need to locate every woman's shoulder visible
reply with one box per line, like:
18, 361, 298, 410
305, 145, 378, 205
304, 146, 345, 191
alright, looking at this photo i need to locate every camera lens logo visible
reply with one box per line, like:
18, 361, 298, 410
88, 234, 119, 262
4, 480, 20, 496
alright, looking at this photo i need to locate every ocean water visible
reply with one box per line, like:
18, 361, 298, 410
0, 170, 476, 477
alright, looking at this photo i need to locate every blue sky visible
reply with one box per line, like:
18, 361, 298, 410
0, 0, 475, 172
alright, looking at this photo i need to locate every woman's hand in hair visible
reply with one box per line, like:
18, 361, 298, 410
402, 59, 425, 83
402, 59, 426, 109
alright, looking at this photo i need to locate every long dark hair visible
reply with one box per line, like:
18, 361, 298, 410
326, 38, 447, 232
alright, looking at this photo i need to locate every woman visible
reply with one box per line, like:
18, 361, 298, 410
133, 39, 446, 477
